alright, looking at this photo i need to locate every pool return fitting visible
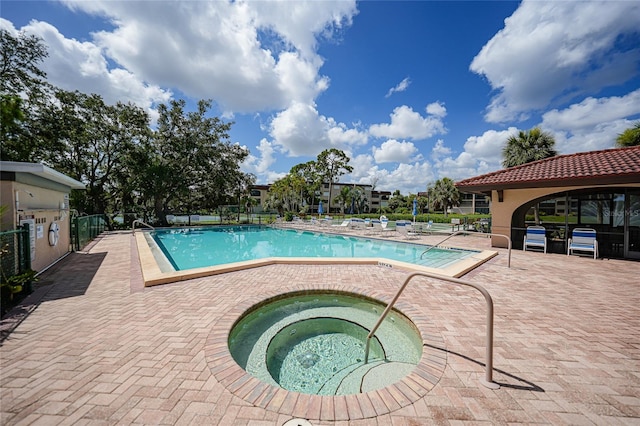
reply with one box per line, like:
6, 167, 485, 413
364, 271, 500, 390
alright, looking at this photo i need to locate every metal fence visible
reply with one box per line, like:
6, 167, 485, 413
0, 224, 31, 281
72, 214, 108, 251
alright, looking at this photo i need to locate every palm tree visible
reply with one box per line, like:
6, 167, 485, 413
502, 127, 558, 168
502, 127, 558, 224
430, 177, 460, 217
616, 121, 640, 147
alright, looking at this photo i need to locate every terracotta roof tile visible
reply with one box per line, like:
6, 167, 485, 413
456, 146, 640, 192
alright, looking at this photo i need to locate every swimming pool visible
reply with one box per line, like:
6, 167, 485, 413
152, 226, 475, 270
136, 225, 497, 286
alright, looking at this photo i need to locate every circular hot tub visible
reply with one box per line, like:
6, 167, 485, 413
228, 291, 424, 395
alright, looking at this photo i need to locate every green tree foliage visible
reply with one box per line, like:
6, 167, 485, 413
1, 29, 52, 161
502, 127, 558, 168
316, 148, 352, 213
290, 161, 322, 208
134, 99, 251, 225
616, 121, 640, 147
429, 177, 460, 217
36, 90, 150, 217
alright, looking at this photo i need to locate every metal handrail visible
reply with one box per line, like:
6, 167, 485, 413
132, 219, 155, 230
420, 230, 512, 268
364, 271, 500, 390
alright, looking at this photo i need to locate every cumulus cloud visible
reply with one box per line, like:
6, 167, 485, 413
470, 0, 640, 123
385, 77, 411, 98
242, 138, 277, 175
268, 101, 368, 157
369, 103, 447, 140
540, 89, 640, 153
372, 139, 419, 163
55, 0, 357, 114
0, 18, 171, 115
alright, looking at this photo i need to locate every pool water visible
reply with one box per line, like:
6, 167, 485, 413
228, 292, 423, 395
150, 225, 476, 271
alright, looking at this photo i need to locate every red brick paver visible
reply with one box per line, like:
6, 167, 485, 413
1, 230, 639, 425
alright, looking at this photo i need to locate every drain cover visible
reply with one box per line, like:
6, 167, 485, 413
282, 419, 312, 426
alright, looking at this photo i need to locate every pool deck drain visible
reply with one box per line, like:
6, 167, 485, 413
1, 230, 640, 424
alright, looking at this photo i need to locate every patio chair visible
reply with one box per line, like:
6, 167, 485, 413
396, 220, 419, 240
523, 225, 547, 253
567, 228, 598, 259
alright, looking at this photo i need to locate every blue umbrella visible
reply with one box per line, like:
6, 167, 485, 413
318, 200, 323, 216
412, 198, 418, 222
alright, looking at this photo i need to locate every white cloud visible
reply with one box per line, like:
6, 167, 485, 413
541, 89, 640, 133
242, 138, 276, 175
431, 139, 451, 160
369, 103, 447, 140
461, 127, 518, 165
540, 91, 640, 154
470, 0, 640, 123
0, 19, 171, 114
372, 139, 418, 163
268, 101, 368, 157
385, 77, 411, 98
55, 0, 358, 114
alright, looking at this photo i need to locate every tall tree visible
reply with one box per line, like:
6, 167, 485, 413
616, 121, 640, 147
38, 90, 150, 217
0, 29, 52, 161
316, 148, 352, 214
502, 127, 558, 168
430, 177, 460, 217
290, 161, 322, 209
502, 127, 558, 223
136, 99, 250, 225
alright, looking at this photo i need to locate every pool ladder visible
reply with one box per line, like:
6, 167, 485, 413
132, 219, 154, 230
364, 271, 500, 390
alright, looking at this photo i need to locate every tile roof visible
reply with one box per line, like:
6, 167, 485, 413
456, 146, 640, 192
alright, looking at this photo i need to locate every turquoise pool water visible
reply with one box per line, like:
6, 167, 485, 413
150, 225, 477, 271
228, 292, 423, 395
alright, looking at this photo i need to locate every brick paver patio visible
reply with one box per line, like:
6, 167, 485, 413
1, 230, 639, 425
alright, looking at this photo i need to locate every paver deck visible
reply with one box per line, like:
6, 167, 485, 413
1, 229, 639, 425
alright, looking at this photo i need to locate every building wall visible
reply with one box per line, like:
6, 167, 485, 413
488, 183, 640, 248
1, 181, 72, 272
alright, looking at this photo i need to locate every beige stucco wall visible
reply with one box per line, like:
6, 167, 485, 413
1, 181, 72, 272
489, 184, 640, 248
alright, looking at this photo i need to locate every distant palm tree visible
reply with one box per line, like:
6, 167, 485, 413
502, 127, 558, 168
430, 177, 460, 217
616, 121, 640, 147
502, 127, 558, 224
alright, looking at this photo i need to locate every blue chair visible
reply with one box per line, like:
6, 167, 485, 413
523, 226, 547, 253
568, 228, 598, 259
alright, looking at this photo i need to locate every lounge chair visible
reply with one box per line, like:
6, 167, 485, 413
523, 225, 547, 253
333, 219, 351, 227
370, 219, 382, 234
397, 220, 419, 240
379, 215, 394, 236
568, 228, 598, 259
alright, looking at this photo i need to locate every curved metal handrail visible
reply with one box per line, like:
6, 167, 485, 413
364, 271, 500, 390
132, 219, 154, 230
420, 230, 512, 268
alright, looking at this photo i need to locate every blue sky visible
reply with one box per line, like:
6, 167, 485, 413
2, 1, 640, 194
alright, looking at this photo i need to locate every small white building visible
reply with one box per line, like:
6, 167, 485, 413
1, 162, 85, 272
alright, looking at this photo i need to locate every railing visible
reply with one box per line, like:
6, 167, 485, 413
132, 219, 155, 230
421, 230, 512, 268
364, 271, 500, 390
73, 214, 108, 251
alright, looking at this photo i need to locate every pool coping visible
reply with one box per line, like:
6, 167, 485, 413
134, 229, 498, 287
205, 286, 448, 421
